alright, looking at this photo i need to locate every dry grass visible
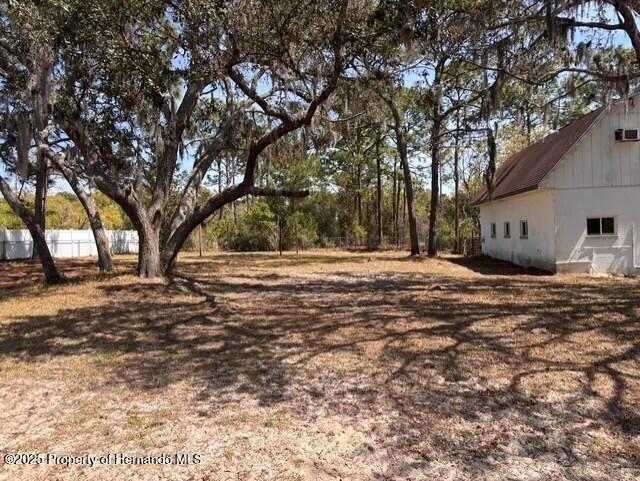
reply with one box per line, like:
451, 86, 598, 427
0, 250, 638, 480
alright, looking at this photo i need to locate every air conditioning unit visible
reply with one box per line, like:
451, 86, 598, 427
615, 128, 640, 141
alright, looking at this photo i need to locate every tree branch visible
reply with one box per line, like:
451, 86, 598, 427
228, 67, 293, 122
249, 187, 309, 197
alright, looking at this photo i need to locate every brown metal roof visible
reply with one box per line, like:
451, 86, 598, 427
472, 106, 605, 204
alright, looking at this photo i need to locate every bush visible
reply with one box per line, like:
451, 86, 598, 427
234, 200, 277, 251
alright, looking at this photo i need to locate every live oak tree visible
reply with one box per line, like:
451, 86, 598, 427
486, 1, 640, 96
0, 3, 62, 282
0, 1, 114, 279
49, 0, 373, 278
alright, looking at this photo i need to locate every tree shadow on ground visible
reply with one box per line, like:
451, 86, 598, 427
0, 256, 137, 300
446, 255, 553, 276
0, 254, 638, 478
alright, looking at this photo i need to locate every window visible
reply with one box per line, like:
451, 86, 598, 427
587, 218, 600, 235
520, 220, 528, 239
587, 217, 616, 236
504, 222, 511, 238
602, 217, 615, 234
490, 222, 496, 238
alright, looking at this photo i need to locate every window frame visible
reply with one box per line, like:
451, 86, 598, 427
503, 221, 511, 239
490, 222, 496, 239
520, 220, 528, 239
586, 216, 617, 237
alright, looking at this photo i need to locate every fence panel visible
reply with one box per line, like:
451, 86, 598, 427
0, 229, 139, 260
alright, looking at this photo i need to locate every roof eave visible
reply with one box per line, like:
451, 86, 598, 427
472, 185, 540, 206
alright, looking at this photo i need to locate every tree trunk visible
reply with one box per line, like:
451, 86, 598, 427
52, 156, 113, 272
79, 195, 113, 273
485, 125, 497, 199
375, 133, 383, 248
138, 221, 162, 278
427, 93, 443, 257
218, 158, 224, 220
396, 175, 402, 248
84, 182, 163, 279
92, 220, 113, 273
401, 184, 407, 248
230, 157, 238, 225
0, 176, 62, 283
278, 216, 283, 256
427, 117, 441, 257
392, 156, 397, 246
31, 152, 47, 259
399, 142, 419, 255
453, 114, 460, 254
28, 222, 60, 283
386, 98, 419, 255
356, 163, 363, 227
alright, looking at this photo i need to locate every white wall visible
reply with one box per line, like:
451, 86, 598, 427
0, 229, 139, 261
479, 189, 556, 271
542, 100, 640, 190
553, 187, 640, 275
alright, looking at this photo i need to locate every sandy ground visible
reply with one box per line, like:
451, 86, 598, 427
0, 250, 638, 480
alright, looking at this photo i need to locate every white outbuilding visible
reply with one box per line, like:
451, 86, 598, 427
473, 97, 640, 275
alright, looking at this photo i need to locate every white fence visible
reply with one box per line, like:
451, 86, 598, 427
0, 229, 139, 260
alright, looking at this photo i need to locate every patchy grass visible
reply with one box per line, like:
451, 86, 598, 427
0, 250, 638, 480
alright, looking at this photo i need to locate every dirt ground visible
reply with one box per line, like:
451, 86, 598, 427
0, 250, 638, 480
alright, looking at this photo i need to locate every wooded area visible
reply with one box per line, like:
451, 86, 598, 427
1, 0, 639, 283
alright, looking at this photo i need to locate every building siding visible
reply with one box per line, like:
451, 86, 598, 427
553, 187, 640, 275
542, 100, 640, 190
479, 190, 556, 271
